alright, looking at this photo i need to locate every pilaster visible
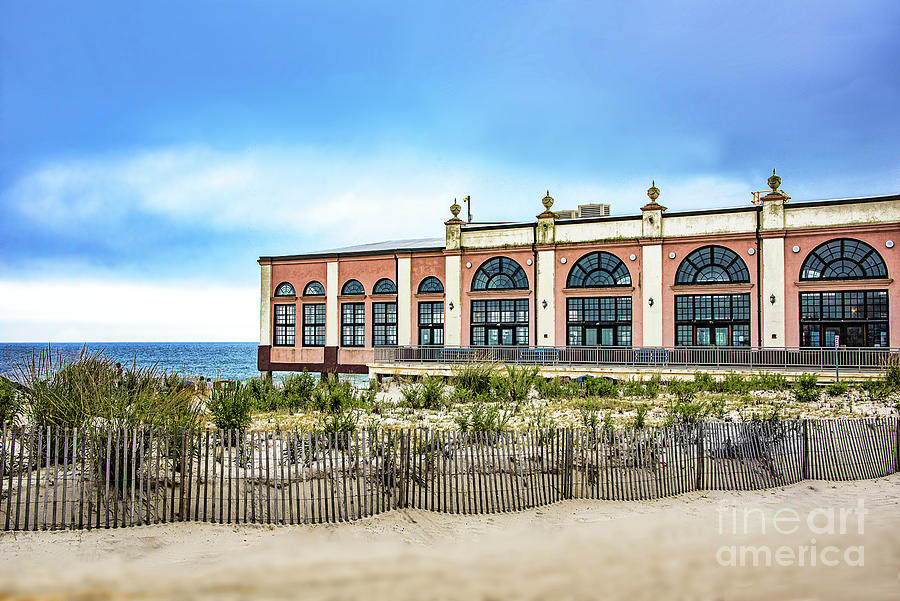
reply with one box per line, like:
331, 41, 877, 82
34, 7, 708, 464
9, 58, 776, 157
325, 260, 339, 346
259, 263, 272, 346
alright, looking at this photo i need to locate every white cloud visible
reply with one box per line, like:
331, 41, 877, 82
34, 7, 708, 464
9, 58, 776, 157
0, 279, 256, 342
5, 145, 760, 252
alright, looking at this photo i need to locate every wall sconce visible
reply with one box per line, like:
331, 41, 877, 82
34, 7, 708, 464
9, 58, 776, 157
448, 302, 454, 310
542, 300, 548, 309
769, 294, 776, 305
648, 297, 654, 307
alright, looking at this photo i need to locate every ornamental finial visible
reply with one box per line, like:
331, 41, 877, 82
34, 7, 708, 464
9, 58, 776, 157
450, 198, 461, 218
647, 180, 660, 202
541, 190, 554, 211
768, 169, 782, 191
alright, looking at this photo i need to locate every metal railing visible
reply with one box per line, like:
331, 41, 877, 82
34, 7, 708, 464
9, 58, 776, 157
373, 345, 900, 372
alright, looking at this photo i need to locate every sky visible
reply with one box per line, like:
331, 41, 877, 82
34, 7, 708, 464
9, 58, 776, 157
1, 1, 898, 342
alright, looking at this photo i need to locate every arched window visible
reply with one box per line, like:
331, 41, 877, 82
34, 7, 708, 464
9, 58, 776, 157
675, 246, 750, 284
341, 279, 365, 295
418, 276, 444, 293
303, 281, 325, 296
471, 257, 529, 291
274, 281, 296, 296
567, 252, 631, 287
373, 278, 397, 294
800, 239, 888, 280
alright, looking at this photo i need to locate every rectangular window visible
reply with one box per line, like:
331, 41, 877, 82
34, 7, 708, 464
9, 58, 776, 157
341, 302, 365, 347
674, 293, 750, 347
471, 299, 529, 346
800, 290, 889, 347
566, 296, 632, 347
675, 296, 693, 321
822, 293, 842, 319
302, 303, 326, 346
274, 304, 296, 347
373, 302, 397, 346
418, 301, 444, 346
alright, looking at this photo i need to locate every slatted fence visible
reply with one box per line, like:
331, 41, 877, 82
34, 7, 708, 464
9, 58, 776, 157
1, 418, 897, 530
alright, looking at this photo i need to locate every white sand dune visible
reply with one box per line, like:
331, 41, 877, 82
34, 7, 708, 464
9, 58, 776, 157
1, 475, 899, 600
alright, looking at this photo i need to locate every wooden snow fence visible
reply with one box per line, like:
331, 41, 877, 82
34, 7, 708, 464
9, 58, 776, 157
1, 418, 897, 530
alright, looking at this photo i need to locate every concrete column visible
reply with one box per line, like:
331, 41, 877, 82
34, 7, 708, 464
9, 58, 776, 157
761, 237, 786, 347
259, 263, 272, 345
642, 244, 663, 346
397, 255, 412, 345
444, 254, 462, 345
325, 260, 339, 346
536, 249, 556, 346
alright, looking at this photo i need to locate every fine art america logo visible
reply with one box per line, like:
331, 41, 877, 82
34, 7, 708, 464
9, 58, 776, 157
716, 499, 866, 567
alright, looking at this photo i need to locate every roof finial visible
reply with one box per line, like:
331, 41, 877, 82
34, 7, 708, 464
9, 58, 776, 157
450, 198, 461, 219
768, 169, 781, 191
541, 190, 554, 211
647, 180, 660, 202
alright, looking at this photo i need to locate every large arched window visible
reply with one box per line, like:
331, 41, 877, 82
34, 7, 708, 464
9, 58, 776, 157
675, 246, 750, 284
341, 279, 365, 295
567, 252, 631, 287
799, 239, 889, 348
274, 281, 296, 296
800, 239, 888, 280
373, 278, 397, 294
303, 281, 325, 296
471, 257, 529, 291
418, 276, 444, 293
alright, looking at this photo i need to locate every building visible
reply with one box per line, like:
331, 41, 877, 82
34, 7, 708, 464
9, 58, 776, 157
257, 172, 899, 376
554, 203, 610, 220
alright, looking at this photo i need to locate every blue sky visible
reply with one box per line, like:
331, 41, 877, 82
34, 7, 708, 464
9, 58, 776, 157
1, 1, 898, 341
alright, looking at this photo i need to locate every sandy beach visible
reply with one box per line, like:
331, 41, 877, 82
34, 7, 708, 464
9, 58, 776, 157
1, 475, 898, 601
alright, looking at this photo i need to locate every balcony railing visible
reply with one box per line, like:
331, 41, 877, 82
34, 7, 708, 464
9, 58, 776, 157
373, 345, 900, 372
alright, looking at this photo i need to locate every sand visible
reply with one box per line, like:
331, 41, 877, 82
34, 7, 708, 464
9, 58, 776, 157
1, 475, 899, 601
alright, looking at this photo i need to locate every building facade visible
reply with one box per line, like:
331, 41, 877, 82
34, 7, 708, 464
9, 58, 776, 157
257, 174, 900, 375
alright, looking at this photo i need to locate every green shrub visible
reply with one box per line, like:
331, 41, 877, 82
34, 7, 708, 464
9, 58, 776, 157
281, 371, 316, 412
667, 398, 709, 424
667, 380, 698, 404
536, 377, 568, 400
400, 382, 422, 407
455, 404, 511, 432
207, 382, 254, 431
246, 377, 281, 412
601, 410, 614, 433
492, 364, 538, 409
693, 371, 716, 392
577, 398, 601, 429
312, 378, 362, 413
585, 377, 618, 398
623, 375, 660, 398
0, 377, 19, 424
320, 408, 358, 435
400, 376, 446, 410
859, 379, 893, 404
527, 406, 558, 430
883, 355, 900, 388
826, 381, 849, 397
632, 405, 648, 429
452, 362, 495, 397
791, 373, 821, 403
719, 373, 748, 393
420, 375, 446, 409
748, 372, 789, 391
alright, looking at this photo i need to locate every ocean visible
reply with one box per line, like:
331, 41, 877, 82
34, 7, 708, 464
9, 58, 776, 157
0, 342, 261, 381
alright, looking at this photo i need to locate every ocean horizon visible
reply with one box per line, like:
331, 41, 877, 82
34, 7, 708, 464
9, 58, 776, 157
0, 342, 261, 381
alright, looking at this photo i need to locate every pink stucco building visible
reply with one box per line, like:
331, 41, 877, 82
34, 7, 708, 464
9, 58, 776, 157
257, 173, 899, 376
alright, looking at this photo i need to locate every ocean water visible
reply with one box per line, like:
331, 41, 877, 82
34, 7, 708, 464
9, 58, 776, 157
0, 342, 261, 381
